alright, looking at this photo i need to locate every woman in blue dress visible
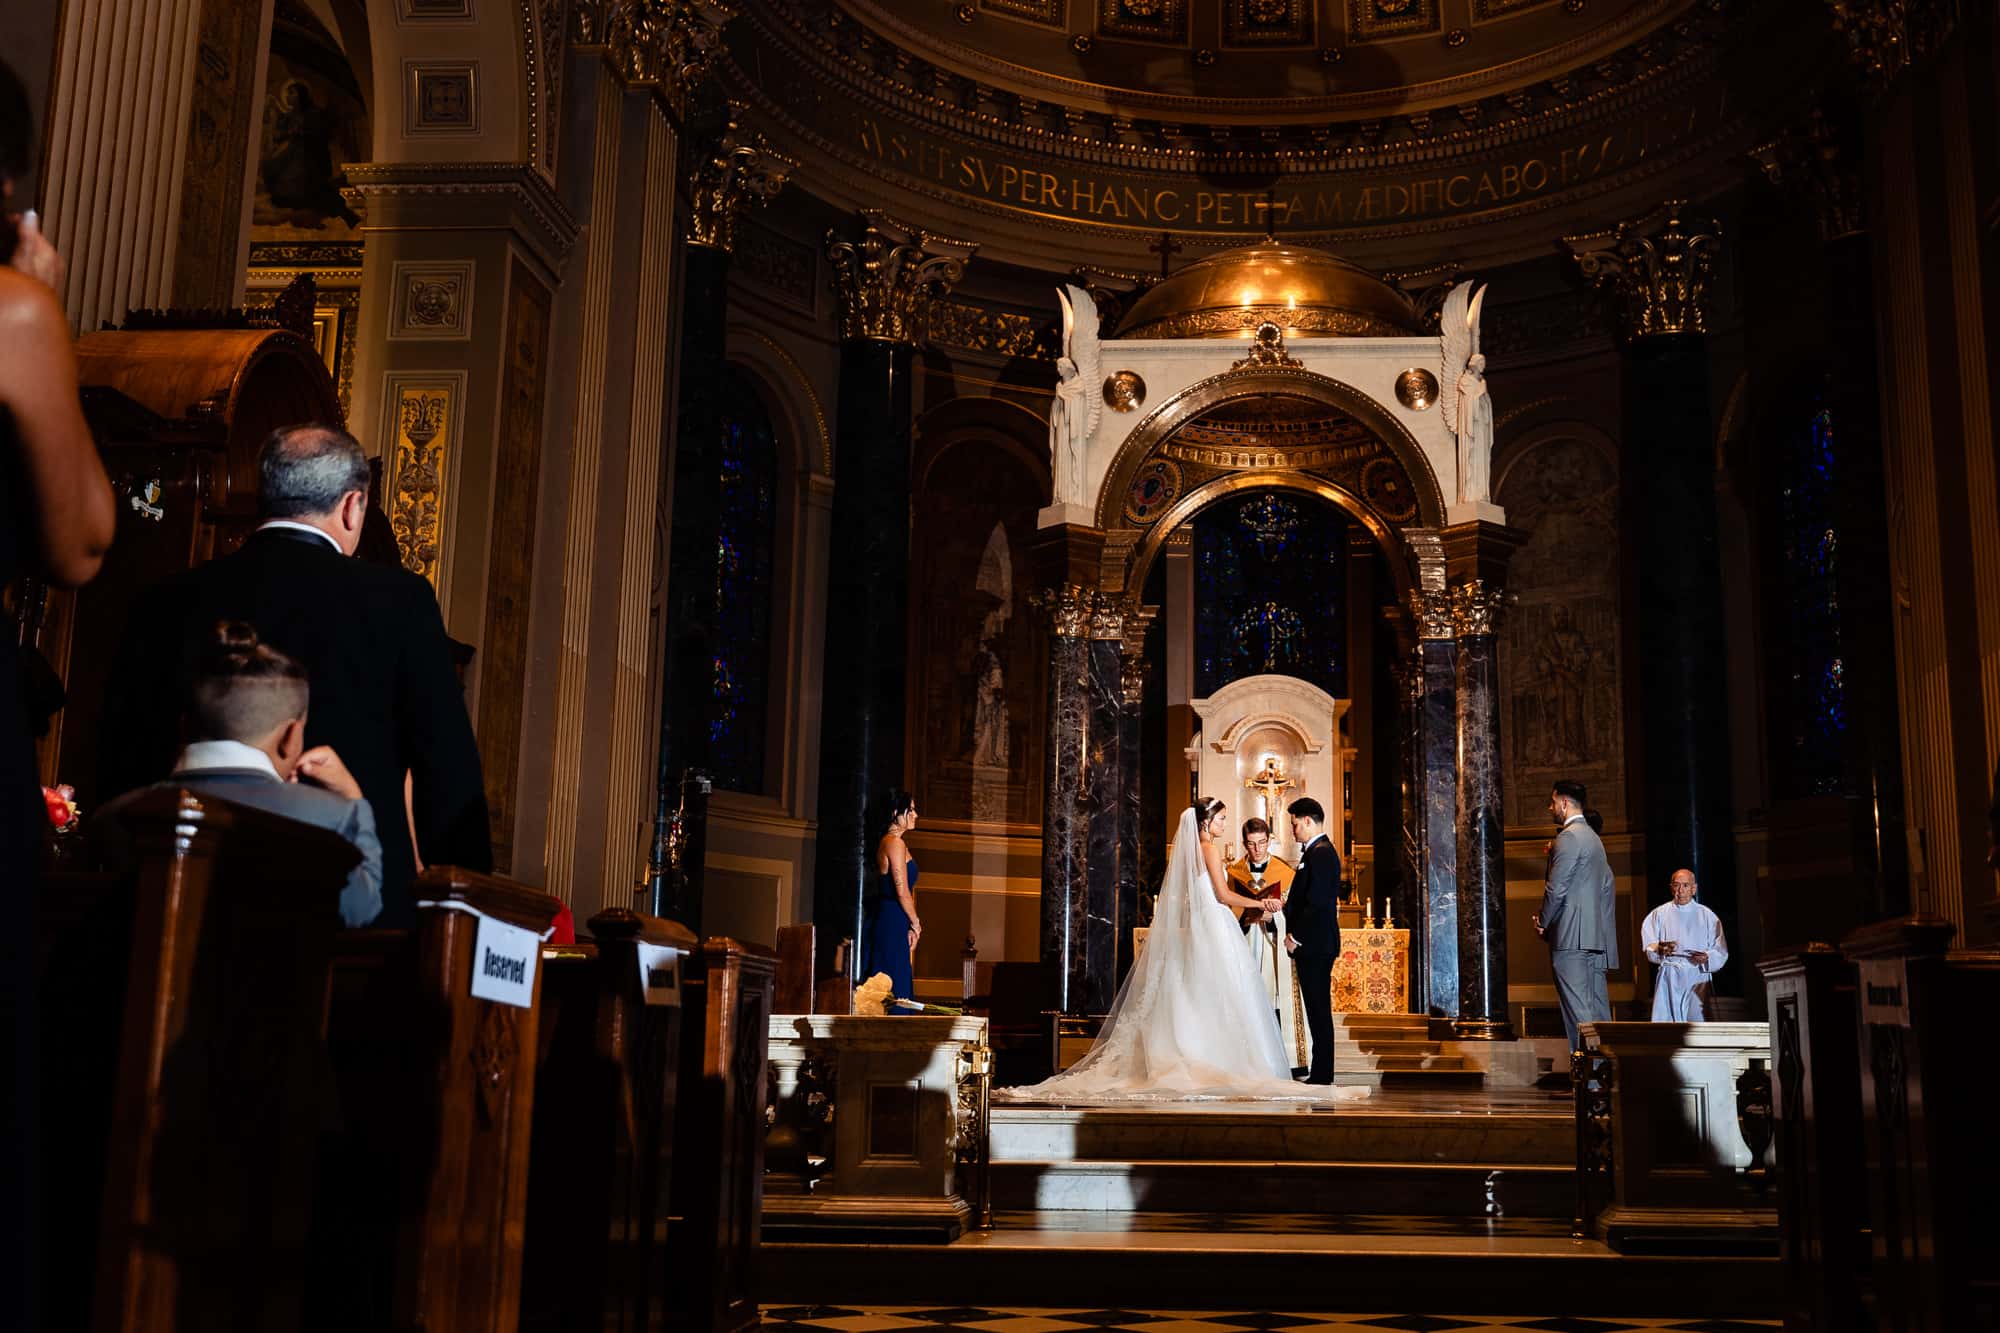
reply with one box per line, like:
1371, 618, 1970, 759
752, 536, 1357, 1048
861, 789, 921, 1013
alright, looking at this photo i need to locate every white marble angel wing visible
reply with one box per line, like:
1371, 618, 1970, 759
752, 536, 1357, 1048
1438, 281, 1472, 431
1466, 282, 1487, 361
1062, 282, 1104, 441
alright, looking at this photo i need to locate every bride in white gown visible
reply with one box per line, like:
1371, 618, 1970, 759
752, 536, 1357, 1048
997, 798, 1369, 1104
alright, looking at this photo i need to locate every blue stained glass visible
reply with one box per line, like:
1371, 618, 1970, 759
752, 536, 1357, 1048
1779, 402, 1847, 796
1193, 489, 1347, 696
706, 372, 777, 793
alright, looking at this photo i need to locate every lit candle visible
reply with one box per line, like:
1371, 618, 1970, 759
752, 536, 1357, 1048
1384, 896, 1394, 927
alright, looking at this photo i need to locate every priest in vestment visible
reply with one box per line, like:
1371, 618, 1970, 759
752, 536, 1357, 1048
1228, 818, 1309, 1074
1640, 868, 1729, 1021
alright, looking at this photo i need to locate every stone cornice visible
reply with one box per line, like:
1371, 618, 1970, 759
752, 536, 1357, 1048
733, 0, 1743, 176
342, 162, 578, 273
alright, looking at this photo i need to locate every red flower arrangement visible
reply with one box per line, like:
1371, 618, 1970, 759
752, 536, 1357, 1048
42, 784, 79, 834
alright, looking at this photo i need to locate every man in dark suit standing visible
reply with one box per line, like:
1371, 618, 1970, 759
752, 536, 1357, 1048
100, 423, 489, 924
1284, 797, 1343, 1085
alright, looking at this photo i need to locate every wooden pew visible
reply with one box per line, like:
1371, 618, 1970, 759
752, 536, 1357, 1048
37, 788, 357, 1333
309, 867, 562, 1333
666, 937, 777, 1332
520, 908, 698, 1332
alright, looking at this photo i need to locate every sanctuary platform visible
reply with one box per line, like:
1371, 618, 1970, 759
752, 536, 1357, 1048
764, 1087, 1782, 1319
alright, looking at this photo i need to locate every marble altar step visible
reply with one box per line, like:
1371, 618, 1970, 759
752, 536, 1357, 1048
987, 1097, 1574, 1216
764, 1224, 1782, 1318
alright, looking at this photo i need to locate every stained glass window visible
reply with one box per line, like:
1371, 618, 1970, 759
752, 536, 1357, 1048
1193, 489, 1347, 696
1779, 401, 1846, 796
706, 367, 778, 793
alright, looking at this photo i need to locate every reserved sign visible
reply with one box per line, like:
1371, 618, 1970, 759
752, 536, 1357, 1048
470, 913, 541, 1009
636, 941, 682, 1007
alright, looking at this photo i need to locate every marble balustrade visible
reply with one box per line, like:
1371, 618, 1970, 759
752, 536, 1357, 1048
1579, 1020, 1777, 1252
763, 1015, 991, 1243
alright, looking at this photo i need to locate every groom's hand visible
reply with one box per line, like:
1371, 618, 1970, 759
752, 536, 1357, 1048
1285, 935, 1299, 954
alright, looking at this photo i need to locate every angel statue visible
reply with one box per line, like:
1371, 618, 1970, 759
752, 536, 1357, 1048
1051, 284, 1102, 509
1438, 280, 1492, 507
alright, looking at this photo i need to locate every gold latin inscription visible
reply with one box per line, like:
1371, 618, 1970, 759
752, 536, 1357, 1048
833, 90, 1726, 233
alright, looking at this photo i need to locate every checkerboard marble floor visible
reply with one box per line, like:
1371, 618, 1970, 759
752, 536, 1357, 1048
758, 1309, 1782, 1332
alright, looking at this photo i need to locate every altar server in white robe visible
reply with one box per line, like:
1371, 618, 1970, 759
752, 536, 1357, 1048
1641, 868, 1729, 1021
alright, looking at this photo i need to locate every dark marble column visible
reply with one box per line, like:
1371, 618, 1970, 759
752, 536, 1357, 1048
812, 214, 974, 975
1083, 611, 1125, 1014
1406, 548, 1460, 1020
1416, 631, 1460, 1020
1032, 585, 1095, 1014
1112, 608, 1155, 986
1451, 580, 1513, 1039
652, 111, 795, 928
1566, 205, 1737, 944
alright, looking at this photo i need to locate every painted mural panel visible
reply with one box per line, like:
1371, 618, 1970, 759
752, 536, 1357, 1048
1496, 436, 1626, 829
912, 441, 1044, 828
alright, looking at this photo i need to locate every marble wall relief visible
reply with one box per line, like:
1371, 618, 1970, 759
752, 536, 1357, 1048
912, 438, 1047, 828
1495, 434, 1625, 829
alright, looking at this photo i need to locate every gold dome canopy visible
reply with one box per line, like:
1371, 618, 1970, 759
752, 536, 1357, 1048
1114, 242, 1425, 341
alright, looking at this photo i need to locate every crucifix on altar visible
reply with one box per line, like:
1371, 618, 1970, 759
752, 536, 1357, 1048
1243, 754, 1298, 833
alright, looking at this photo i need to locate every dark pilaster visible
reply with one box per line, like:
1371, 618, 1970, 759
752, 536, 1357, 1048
653, 109, 795, 929
812, 213, 974, 975
1566, 204, 1737, 943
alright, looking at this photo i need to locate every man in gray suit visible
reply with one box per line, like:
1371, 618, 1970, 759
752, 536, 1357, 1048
105, 621, 382, 927
1534, 778, 1617, 1054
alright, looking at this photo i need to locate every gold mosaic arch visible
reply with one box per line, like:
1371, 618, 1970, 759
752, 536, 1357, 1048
1093, 366, 1447, 588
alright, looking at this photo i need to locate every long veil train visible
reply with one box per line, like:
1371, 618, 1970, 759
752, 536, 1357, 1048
996, 808, 1369, 1104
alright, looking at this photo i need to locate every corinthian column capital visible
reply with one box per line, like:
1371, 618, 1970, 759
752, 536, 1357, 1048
1409, 587, 1456, 642
1822, 0, 1959, 89
686, 103, 798, 252
1031, 584, 1096, 639
826, 211, 977, 344
1448, 579, 1513, 639
570, 0, 737, 117
1562, 201, 1724, 339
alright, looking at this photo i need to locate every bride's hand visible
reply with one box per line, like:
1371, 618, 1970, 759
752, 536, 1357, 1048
1260, 896, 1282, 914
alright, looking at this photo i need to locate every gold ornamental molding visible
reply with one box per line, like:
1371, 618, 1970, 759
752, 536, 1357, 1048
1087, 593, 1128, 642
825, 210, 978, 343
1748, 109, 1865, 242
570, 0, 738, 118
719, 0, 1799, 254
1822, 0, 1961, 89
1409, 586, 1457, 641
1031, 582, 1097, 638
686, 102, 799, 251
1561, 200, 1723, 339
1448, 578, 1512, 637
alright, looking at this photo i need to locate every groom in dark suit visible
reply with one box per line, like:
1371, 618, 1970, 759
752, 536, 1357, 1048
1284, 798, 1343, 1085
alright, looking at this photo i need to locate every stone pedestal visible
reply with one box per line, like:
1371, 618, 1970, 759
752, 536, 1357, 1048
1580, 1021, 1777, 1253
763, 1015, 989, 1242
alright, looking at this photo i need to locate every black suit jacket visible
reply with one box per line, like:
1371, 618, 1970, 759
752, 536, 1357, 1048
1286, 835, 1343, 962
98, 527, 491, 924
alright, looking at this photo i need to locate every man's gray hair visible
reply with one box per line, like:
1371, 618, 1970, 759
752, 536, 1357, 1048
257, 423, 371, 519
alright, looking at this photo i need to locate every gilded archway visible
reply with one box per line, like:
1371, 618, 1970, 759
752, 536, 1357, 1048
1091, 365, 1447, 598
